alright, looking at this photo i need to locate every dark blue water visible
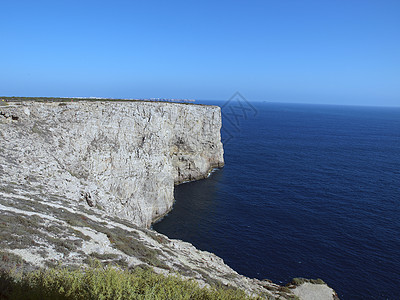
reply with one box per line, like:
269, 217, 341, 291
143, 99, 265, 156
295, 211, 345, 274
153, 101, 400, 299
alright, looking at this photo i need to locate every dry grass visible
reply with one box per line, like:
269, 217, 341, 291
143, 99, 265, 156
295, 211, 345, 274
0, 263, 262, 300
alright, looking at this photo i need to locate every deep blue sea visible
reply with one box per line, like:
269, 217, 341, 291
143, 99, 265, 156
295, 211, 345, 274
153, 101, 400, 300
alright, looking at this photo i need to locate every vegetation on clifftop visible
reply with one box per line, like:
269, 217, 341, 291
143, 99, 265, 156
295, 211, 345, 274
0, 96, 204, 106
0, 263, 262, 300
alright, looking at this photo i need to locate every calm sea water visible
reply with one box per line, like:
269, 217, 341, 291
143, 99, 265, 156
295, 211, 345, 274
153, 101, 400, 299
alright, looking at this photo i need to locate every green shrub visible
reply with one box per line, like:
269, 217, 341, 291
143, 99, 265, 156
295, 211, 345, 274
290, 277, 325, 286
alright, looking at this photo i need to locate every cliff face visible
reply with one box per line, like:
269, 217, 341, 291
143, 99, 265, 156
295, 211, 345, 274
0, 101, 224, 227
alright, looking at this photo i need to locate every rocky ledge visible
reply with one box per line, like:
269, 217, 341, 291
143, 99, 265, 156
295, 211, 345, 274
0, 100, 338, 299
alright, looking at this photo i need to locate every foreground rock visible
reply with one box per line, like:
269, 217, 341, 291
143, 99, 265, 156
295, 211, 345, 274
0, 100, 338, 299
292, 282, 339, 300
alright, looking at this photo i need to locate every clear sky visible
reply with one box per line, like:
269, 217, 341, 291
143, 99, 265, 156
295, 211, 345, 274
1, 0, 399, 106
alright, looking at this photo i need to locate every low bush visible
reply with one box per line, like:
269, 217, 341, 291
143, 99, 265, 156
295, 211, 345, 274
290, 277, 325, 286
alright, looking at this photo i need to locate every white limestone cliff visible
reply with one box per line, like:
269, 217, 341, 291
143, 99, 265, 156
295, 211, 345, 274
0, 101, 224, 227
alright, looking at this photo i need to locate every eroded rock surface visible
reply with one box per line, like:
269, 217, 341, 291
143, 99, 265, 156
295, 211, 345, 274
0, 101, 224, 227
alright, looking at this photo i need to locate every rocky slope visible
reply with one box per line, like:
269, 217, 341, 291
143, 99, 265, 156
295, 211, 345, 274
0, 100, 338, 299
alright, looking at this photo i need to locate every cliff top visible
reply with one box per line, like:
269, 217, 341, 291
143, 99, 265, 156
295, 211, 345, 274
0, 96, 216, 107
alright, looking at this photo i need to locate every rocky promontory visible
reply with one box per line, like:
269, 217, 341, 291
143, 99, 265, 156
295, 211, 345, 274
0, 100, 224, 227
0, 99, 338, 299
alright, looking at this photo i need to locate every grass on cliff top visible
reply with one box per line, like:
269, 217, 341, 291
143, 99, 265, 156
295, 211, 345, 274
0, 263, 261, 300
0, 96, 206, 106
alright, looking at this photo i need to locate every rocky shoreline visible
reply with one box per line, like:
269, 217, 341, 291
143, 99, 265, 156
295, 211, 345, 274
0, 99, 338, 299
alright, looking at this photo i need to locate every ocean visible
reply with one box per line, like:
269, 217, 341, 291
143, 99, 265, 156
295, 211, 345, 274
153, 100, 400, 299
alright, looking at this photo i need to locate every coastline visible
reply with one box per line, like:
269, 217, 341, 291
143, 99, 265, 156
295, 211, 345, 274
0, 99, 338, 299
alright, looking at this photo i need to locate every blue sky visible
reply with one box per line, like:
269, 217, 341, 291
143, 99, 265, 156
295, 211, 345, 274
1, 0, 399, 106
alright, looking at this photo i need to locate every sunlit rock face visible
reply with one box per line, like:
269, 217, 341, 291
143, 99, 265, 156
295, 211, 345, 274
0, 101, 224, 227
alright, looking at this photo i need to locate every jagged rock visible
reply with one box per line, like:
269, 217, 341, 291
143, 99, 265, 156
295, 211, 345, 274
81, 191, 94, 207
